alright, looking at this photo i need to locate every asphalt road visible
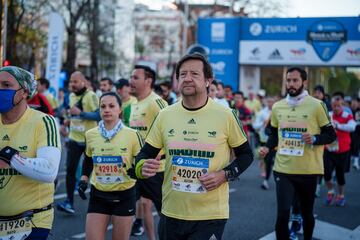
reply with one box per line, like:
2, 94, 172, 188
51, 149, 360, 240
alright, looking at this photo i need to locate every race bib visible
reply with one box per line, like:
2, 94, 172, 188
171, 156, 209, 194
279, 122, 306, 156
93, 156, 127, 184
0, 217, 32, 240
70, 118, 85, 132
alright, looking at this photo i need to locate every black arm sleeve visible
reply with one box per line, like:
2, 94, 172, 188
223, 141, 254, 180
135, 143, 161, 165
82, 154, 93, 178
265, 126, 278, 150
313, 124, 337, 145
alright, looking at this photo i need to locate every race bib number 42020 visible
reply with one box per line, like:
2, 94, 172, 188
279, 122, 307, 156
171, 156, 209, 194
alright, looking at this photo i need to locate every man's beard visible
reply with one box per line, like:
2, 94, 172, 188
287, 84, 304, 97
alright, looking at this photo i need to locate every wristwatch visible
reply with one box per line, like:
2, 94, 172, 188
224, 169, 236, 182
311, 136, 317, 145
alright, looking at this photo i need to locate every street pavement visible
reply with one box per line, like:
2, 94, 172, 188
51, 152, 360, 240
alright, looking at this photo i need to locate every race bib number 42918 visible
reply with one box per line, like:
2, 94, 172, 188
171, 156, 209, 194
93, 156, 125, 184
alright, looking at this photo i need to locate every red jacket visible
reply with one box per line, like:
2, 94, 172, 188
28, 93, 54, 115
326, 110, 354, 153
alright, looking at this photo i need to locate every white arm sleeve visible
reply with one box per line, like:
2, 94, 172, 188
10, 146, 61, 183
252, 111, 265, 130
337, 119, 356, 132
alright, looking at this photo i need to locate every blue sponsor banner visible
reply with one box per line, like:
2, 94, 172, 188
240, 17, 360, 63
240, 17, 360, 41
198, 18, 241, 90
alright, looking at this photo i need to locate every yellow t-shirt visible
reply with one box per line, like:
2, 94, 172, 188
85, 126, 143, 191
122, 95, 137, 110
145, 98, 248, 220
130, 91, 168, 171
129, 92, 167, 139
0, 108, 61, 229
271, 96, 331, 174
45, 92, 58, 110
245, 99, 262, 113
69, 90, 99, 143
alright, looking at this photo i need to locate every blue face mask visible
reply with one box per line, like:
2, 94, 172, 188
0, 89, 18, 113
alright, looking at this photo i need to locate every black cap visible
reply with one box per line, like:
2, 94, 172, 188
115, 78, 129, 89
314, 85, 325, 94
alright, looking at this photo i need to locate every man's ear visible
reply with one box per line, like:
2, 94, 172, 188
206, 78, 213, 87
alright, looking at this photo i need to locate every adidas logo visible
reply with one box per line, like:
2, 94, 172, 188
2, 135, 10, 141
209, 234, 217, 240
188, 118, 196, 124
269, 49, 283, 60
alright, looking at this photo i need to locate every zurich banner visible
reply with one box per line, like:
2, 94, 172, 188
198, 18, 241, 90
239, 17, 360, 66
45, 12, 65, 95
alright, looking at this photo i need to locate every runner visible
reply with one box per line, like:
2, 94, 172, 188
324, 95, 356, 206
115, 78, 136, 127
0, 66, 61, 239
57, 71, 100, 214
134, 53, 253, 239
78, 92, 142, 240
252, 97, 276, 190
129, 65, 168, 239
259, 67, 336, 240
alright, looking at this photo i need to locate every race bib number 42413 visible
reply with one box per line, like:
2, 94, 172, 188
279, 122, 307, 156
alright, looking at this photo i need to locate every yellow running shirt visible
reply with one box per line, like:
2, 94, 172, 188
122, 95, 137, 110
245, 98, 262, 113
271, 96, 331, 175
130, 91, 168, 171
0, 108, 60, 229
69, 90, 99, 143
145, 98, 247, 220
45, 92, 58, 110
129, 92, 167, 139
85, 126, 143, 191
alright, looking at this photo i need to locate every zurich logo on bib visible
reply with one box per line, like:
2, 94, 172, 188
307, 20, 347, 62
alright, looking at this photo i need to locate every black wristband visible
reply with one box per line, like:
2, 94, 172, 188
224, 169, 237, 182
0, 146, 18, 164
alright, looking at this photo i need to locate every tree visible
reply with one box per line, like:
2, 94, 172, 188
85, 0, 116, 81
4, 0, 48, 70
232, 0, 288, 17
49, 0, 90, 74
86, 0, 99, 81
